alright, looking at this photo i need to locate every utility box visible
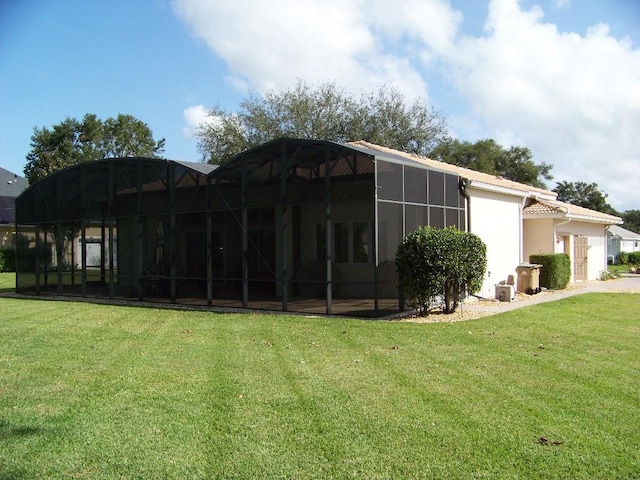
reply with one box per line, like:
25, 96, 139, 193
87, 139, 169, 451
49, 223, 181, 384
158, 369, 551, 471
516, 264, 542, 294
495, 284, 515, 302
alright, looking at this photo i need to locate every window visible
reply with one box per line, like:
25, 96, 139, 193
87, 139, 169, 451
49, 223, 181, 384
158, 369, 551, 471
377, 203, 403, 262
334, 223, 349, 263
319, 222, 372, 263
352, 222, 370, 263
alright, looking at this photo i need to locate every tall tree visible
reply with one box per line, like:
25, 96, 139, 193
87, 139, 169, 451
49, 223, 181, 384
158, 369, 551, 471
195, 80, 448, 164
552, 181, 619, 215
429, 138, 553, 189
25, 113, 165, 184
621, 210, 640, 233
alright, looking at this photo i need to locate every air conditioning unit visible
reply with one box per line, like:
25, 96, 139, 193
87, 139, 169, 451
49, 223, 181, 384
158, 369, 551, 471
495, 284, 515, 302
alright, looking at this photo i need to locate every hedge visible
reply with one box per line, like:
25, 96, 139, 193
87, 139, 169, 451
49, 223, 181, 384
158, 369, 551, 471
529, 253, 571, 290
0, 246, 16, 272
629, 252, 640, 265
617, 252, 629, 265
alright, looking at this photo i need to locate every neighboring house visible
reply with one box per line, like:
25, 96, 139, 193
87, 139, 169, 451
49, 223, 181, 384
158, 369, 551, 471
0, 167, 28, 248
607, 224, 640, 261
14, 138, 622, 317
521, 198, 621, 282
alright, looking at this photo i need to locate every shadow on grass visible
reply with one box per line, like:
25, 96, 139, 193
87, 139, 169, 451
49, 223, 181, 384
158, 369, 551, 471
0, 420, 46, 441
0, 421, 45, 479
0, 468, 29, 480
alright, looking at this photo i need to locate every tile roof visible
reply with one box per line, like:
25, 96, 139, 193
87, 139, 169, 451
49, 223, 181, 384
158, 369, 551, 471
522, 201, 562, 215
523, 199, 622, 224
347, 141, 622, 226
347, 140, 556, 199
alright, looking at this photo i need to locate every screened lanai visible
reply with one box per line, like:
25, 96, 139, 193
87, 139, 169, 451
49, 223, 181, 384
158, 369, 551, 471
15, 138, 466, 317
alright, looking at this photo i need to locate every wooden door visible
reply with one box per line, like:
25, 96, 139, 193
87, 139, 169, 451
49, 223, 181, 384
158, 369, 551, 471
573, 236, 588, 281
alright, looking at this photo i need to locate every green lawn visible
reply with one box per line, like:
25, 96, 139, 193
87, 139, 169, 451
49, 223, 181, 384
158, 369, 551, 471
608, 263, 639, 275
0, 272, 14, 291
0, 293, 638, 479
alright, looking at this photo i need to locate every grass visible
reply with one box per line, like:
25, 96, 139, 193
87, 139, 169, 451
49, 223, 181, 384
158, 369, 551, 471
0, 272, 14, 291
608, 263, 639, 275
0, 293, 639, 479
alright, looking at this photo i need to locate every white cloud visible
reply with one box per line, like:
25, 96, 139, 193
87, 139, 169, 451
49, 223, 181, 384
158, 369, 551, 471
446, 0, 640, 210
365, 0, 461, 58
182, 104, 215, 137
173, 0, 640, 210
171, 0, 461, 101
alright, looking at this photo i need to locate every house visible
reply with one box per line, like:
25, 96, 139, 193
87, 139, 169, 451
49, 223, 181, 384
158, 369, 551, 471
351, 141, 622, 290
0, 167, 28, 248
14, 138, 622, 317
607, 225, 640, 262
522, 199, 622, 280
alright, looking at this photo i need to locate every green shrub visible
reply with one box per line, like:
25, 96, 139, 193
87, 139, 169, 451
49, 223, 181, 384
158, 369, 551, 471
530, 253, 571, 290
617, 252, 629, 265
628, 252, 640, 265
0, 246, 16, 272
396, 226, 487, 314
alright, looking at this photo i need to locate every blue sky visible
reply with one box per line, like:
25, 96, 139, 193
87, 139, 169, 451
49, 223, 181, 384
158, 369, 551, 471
1, 0, 638, 210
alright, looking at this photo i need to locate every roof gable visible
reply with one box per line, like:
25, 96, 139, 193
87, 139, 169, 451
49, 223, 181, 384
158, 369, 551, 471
523, 198, 622, 225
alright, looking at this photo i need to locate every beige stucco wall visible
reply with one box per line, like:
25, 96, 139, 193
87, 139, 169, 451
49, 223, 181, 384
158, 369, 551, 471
468, 188, 523, 298
523, 218, 555, 262
524, 218, 609, 282
562, 221, 608, 281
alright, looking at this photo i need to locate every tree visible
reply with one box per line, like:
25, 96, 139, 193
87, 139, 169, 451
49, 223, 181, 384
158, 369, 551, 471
195, 80, 448, 164
25, 113, 165, 184
429, 138, 553, 189
621, 210, 640, 233
552, 181, 619, 215
395, 226, 487, 315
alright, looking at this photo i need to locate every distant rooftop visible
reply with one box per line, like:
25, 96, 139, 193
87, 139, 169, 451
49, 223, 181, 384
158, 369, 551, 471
0, 166, 27, 198
608, 224, 640, 240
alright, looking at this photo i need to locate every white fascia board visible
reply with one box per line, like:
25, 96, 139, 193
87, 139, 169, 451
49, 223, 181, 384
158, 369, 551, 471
533, 192, 557, 201
466, 180, 529, 198
566, 213, 624, 225
524, 212, 622, 225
